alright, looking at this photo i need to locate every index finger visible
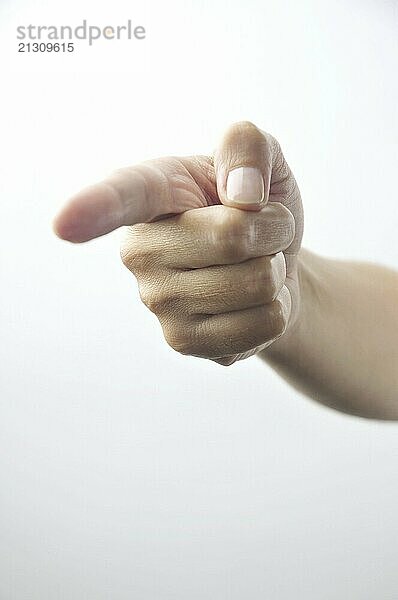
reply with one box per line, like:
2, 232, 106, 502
53, 166, 157, 243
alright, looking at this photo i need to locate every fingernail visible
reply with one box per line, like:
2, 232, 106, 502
226, 167, 264, 205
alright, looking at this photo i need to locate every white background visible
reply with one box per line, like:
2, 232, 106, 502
1, 0, 397, 598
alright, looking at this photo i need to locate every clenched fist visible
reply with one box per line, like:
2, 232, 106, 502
53, 120, 398, 418
54, 121, 303, 365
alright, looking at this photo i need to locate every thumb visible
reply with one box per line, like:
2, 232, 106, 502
214, 120, 276, 211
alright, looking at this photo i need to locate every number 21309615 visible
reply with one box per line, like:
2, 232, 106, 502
18, 42, 75, 52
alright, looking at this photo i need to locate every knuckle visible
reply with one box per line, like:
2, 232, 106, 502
120, 243, 136, 271
267, 135, 291, 182
263, 132, 283, 161
170, 337, 194, 356
138, 283, 162, 313
165, 319, 217, 358
217, 122, 266, 164
215, 210, 249, 262
268, 133, 282, 155
222, 235, 248, 264
163, 322, 197, 356
238, 319, 269, 351
120, 225, 154, 273
267, 298, 288, 339
138, 276, 176, 315
273, 251, 287, 283
280, 208, 296, 245
255, 256, 280, 302
197, 319, 242, 358
263, 204, 295, 250
233, 120, 262, 136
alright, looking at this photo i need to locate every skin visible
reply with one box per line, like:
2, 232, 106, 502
53, 121, 398, 420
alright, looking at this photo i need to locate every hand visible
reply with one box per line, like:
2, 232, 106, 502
54, 121, 304, 365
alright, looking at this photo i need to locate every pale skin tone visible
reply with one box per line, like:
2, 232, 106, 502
53, 121, 398, 420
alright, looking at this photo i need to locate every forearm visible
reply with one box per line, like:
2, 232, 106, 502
261, 249, 398, 419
